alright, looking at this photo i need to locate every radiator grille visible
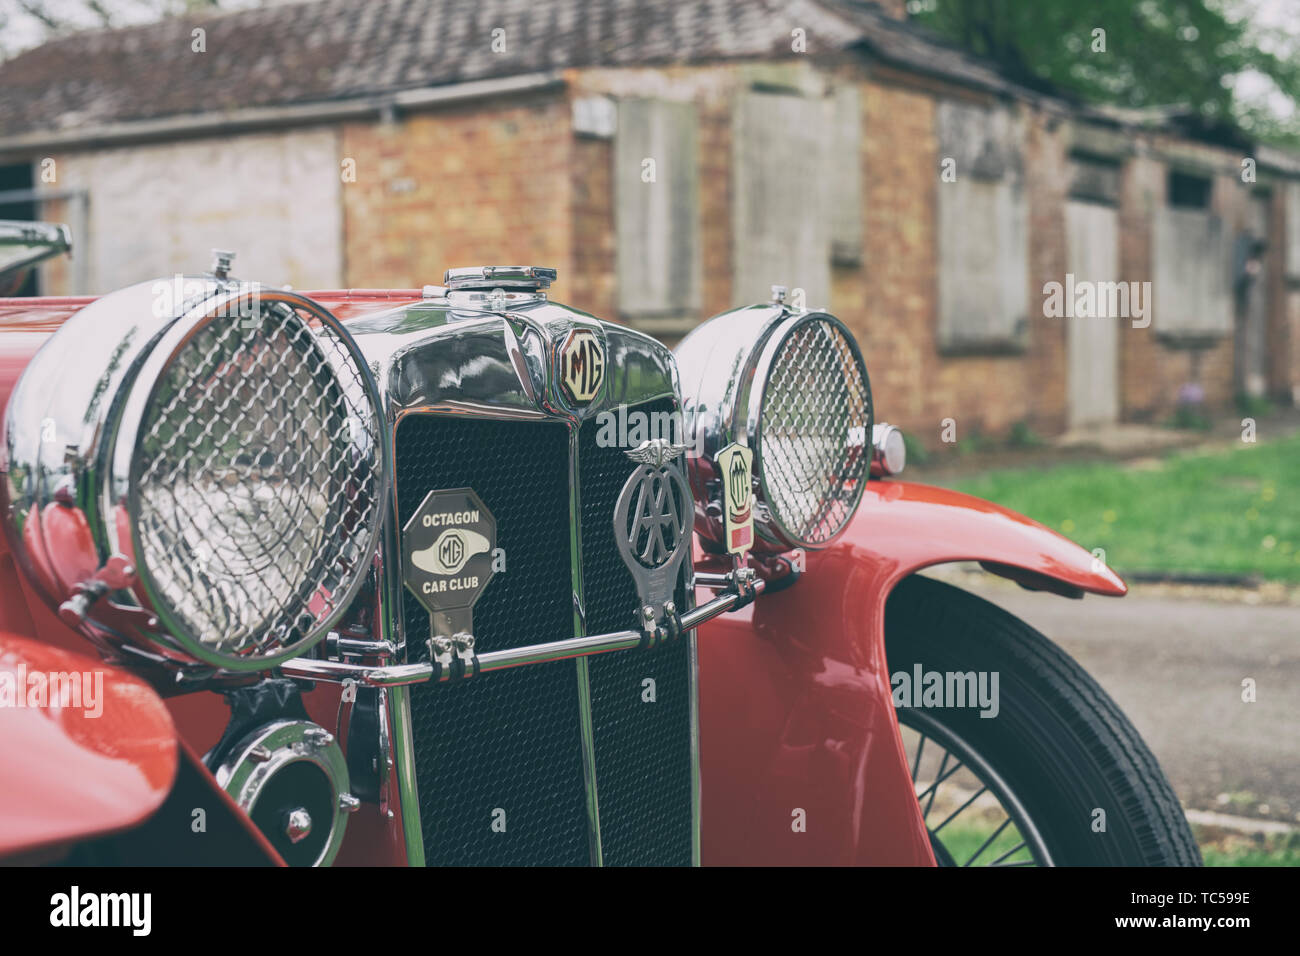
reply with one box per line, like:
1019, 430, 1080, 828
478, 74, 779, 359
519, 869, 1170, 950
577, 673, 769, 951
395, 403, 695, 867
579, 399, 695, 866
397, 415, 589, 866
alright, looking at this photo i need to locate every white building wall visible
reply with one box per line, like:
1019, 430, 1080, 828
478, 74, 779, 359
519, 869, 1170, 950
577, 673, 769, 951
45, 126, 343, 293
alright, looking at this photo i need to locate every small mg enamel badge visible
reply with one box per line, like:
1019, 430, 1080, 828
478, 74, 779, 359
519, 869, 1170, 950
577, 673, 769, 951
716, 442, 754, 556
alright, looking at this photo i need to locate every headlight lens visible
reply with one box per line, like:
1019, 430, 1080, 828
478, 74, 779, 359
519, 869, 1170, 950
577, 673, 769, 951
130, 294, 386, 669
757, 316, 870, 546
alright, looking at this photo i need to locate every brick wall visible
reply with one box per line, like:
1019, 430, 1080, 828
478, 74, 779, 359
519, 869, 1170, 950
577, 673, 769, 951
845, 78, 1050, 446
570, 133, 616, 319
341, 93, 573, 296
566, 65, 739, 332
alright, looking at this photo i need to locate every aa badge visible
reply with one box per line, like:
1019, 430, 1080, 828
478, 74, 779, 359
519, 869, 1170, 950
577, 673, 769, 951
613, 439, 692, 624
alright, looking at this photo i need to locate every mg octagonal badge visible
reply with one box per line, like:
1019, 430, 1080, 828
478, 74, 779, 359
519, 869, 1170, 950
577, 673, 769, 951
402, 488, 496, 615
559, 328, 605, 404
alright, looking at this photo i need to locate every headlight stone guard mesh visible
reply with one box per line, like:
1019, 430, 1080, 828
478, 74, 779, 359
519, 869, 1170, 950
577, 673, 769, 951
757, 316, 871, 547
129, 293, 386, 668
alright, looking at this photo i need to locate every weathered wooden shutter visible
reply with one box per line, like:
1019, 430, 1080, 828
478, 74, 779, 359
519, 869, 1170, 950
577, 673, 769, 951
1153, 193, 1232, 340
830, 84, 863, 267
614, 98, 701, 321
732, 90, 832, 309
935, 100, 1029, 351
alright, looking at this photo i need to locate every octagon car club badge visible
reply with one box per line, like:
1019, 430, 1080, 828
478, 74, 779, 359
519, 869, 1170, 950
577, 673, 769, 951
559, 327, 604, 405
402, 488, 496, 679
715, 442, 754, 557
614, 438, 692, 641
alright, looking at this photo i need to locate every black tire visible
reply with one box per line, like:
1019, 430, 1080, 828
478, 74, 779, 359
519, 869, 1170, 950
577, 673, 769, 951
885, 574, 1201, 866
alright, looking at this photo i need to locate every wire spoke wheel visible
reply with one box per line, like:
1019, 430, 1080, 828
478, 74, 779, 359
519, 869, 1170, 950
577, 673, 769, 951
886, 575, 1202, 867
899, 708, 1054, 867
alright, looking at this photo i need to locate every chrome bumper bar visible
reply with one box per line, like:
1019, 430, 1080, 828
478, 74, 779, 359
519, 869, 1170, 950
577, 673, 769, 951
279, 572, 763, 688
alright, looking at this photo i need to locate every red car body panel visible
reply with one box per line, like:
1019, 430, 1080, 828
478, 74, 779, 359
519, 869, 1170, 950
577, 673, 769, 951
0, 293, 1126, 865
695, 480, 1124, 866
0, 630, 178, 859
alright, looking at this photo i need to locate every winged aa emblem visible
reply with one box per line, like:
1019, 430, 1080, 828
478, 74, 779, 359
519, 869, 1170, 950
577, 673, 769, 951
613, 438, 693, 624
623, 438, 691, 469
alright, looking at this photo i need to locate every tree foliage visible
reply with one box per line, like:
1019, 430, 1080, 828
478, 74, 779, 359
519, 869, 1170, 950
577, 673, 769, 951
0, 0, 235, 57
909, 0, 1300, 144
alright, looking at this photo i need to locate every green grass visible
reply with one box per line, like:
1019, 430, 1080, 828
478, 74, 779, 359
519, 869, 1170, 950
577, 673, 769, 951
937, 821, 1300, 866
1195, 827, 1300, 866
948, 433, 1300, 583
935, 821, 1035, 866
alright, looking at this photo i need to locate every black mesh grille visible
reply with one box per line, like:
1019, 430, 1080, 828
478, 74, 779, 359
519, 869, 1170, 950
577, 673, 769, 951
579, 399, 694, 866
397, 415, 589, 866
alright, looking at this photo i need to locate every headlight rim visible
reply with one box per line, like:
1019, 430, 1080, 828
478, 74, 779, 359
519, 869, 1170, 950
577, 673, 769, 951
115, 288, 392, 672
675, 304, 873, 556
746, 311, 873, 552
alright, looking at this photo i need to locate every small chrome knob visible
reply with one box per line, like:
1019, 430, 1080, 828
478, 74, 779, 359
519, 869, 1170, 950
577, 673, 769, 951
211, 249, 235, 279
871, 423, 907, 476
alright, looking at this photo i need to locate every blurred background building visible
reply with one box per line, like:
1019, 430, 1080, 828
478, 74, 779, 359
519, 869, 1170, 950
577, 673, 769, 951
0, 0, 1298, 442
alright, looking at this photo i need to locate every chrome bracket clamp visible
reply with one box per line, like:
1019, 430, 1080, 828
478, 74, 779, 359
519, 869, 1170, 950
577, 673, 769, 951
427, 630, 479, 681
638, 599, 686, 650
727, 565, 758, 611
427, 635, 454, 677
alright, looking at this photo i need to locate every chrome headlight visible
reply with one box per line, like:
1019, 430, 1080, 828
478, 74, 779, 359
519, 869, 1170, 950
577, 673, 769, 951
675, 304, 872, 553
3, 279, 390, 671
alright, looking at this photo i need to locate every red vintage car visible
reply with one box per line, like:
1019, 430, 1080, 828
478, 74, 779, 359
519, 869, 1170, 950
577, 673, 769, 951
0, 227, 1198, 866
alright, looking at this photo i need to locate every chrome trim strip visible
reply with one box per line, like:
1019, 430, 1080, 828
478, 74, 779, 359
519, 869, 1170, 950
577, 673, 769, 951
382, 395, 425, 866
679, 542, 702, 867
688, 627, 702, 867
568, 424, 605, 866
574, 656, 603, 865
388, 684, 426, 867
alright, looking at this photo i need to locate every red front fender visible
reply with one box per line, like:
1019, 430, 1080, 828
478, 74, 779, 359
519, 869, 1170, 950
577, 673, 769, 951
0, 632, 179, 861
695, 479, 1125, 866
